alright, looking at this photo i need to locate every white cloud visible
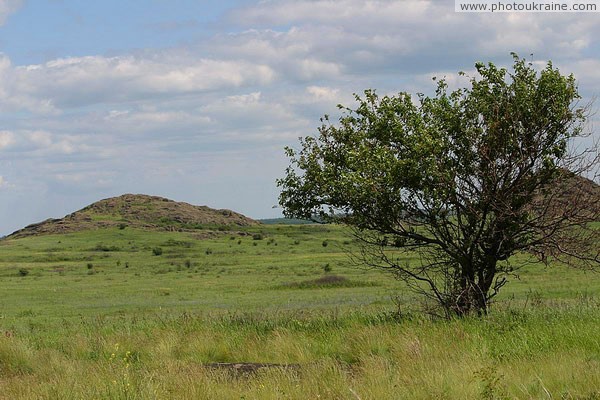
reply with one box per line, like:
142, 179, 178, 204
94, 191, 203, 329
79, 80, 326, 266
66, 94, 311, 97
3, 3, 597, 117
0, 55, 59, 114
306, 86, 340, 101
198, 91, 304, 140
27, 130, 53, 147
206, 28, 347, 82
0, 175, 15, 190
476, 13, 598, 58
99, 108, 213, 138
557, 59, 600, 94
225, 91, 262, 105
0, 129, 93, 156
0, 53, 276, 113
0, 0, 21, 25
229, 0, 433, 27
224, 0, 600, 77
0, 130, 15, 149
296, 59, 342, 80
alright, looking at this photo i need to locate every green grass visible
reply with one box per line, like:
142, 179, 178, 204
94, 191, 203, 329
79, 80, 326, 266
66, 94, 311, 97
0, 225, 396, 318
1, 224, 599, 398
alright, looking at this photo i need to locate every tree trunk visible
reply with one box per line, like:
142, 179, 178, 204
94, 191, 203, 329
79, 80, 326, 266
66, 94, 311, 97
451, 261, 496, 317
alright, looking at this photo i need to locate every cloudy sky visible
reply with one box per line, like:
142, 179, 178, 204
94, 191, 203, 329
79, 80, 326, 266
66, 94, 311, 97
1, 0, 599, 235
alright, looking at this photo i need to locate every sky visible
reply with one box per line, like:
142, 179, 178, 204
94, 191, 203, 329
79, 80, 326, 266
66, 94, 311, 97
1, 0, 599, 235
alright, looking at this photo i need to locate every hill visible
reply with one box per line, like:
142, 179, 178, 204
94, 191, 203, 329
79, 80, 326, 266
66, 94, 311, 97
8, 194, 259, 238
259, 217, 316, 225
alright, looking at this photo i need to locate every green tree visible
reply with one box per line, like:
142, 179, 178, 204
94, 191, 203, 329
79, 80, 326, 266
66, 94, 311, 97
278, 55, 599, 317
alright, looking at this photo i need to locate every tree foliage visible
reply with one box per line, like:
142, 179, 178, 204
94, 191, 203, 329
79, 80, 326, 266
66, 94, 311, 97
278, 55, 600, 317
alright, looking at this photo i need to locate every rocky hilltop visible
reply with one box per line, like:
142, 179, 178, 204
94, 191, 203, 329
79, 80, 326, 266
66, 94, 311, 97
9, 194, 259, 238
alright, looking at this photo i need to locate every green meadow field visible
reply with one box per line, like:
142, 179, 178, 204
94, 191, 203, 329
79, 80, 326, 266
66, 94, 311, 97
1, 223, 599, 399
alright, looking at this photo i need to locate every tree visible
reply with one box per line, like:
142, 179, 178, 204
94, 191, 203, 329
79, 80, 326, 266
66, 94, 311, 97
278, 55, 600, 317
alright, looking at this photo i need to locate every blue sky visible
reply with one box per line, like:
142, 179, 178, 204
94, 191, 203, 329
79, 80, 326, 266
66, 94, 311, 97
1, 0, 599, 235
1, 1, 248, 64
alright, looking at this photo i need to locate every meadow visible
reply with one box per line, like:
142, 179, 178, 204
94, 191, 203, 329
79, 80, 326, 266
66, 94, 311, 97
0, 224, 599, 399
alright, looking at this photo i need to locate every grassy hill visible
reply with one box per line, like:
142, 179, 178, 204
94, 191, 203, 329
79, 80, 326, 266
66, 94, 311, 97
8, 194, 259, 238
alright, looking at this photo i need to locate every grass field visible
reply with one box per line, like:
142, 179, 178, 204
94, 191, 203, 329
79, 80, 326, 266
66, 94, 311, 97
1, 224, 599, 399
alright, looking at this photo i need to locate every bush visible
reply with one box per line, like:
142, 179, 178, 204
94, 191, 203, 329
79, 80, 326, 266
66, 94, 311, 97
323, 263, 332, 273
281, 275, 377, 289
18, 268, 29, 277
92, 244, 120, 252
252, 233, 264, 240
87, 263, 94, 269
322, 240, 328, 247
152, 247, 163, 256
118, 223, 127, 230
205, 248, 213, 255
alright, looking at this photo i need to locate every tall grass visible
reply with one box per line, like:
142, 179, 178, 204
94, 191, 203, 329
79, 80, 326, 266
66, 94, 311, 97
1, 225, 599, 398
1, 300, 599, 399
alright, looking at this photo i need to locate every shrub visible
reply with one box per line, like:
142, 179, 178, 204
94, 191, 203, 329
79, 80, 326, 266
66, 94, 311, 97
322, 240, 329, 247
92, 244, 120, 252
18, 268, 29, 277
205, 248, 213, 255
87, 263, 94, 269
252, 233, 264, 240
152, 247, 163, 256
323, 263, 332, 273
118, 223, 127, 230
281, 275, 376, 289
